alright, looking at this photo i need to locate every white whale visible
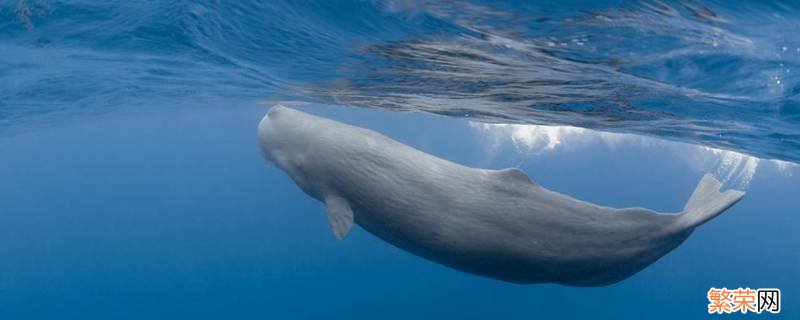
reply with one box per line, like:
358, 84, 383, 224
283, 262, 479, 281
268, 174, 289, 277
258, 105, 745, 286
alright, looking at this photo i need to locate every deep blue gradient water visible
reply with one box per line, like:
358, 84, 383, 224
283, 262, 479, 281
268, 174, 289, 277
1, 1, 799, 319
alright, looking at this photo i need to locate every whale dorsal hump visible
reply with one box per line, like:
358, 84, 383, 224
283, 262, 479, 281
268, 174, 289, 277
495, 168, 538, 187
325, 195, 354, 240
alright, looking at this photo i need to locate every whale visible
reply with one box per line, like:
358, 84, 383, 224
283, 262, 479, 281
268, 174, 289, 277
257, 105, 745, 286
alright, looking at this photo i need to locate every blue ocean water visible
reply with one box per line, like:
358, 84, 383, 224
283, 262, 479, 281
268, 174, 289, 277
0, 0, 798, 319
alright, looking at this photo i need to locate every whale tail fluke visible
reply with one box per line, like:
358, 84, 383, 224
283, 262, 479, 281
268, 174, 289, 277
678, 174, 744, 229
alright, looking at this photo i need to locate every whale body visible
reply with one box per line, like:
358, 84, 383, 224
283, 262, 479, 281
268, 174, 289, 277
258, 105, 745, 286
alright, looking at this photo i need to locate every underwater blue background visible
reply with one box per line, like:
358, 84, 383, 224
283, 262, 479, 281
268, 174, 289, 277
1, 0, 799, 319
1, 103, 797, 319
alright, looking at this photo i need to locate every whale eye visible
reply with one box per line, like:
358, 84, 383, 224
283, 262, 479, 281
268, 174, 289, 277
292, 154, 307, 170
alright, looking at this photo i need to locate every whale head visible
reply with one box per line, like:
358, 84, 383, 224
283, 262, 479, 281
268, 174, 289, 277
259, 105, 359, 240
258, 105, 319, 197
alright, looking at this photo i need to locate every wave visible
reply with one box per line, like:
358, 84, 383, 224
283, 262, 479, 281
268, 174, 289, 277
1, 0, 799, 162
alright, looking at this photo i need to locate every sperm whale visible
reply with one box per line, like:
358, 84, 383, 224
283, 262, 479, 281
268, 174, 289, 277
257, 105, 745, 286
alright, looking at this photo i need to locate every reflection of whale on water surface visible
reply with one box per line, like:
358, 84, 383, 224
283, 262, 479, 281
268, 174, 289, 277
257, 105, 745, 286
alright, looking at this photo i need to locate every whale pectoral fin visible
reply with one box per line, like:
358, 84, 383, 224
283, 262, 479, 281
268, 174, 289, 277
496, 168, 538, 187
324, 195, 354, 240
